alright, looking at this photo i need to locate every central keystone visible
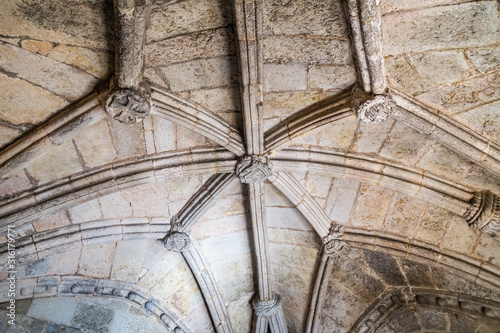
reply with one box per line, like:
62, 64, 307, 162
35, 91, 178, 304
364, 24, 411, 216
235, 155, 274, 184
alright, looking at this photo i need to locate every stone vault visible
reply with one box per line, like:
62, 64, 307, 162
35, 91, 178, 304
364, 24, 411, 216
0, 0, 500, 332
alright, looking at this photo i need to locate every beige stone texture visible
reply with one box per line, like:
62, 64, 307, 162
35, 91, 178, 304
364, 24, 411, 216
47, 243, 81, 275
352, 119, 395, 154
264, 63, 308, 92
78, 242, 116, 278
454, 101, 500, 142
99, 192, 133, 219
416, 143, 476, 181
150, 259, 194, 301
385, 55, 425, 95
0, 72, 67, 126
21, 39, 113, 79
416, 205, 453, 244
138, 250, 184, 291
228, 294, 253, 333
317, 116, 358, 150
147, 0, 233, 43
108, 119, 146, 159
0, 42, 100, 100
26, 139, 83, 185
442, 216, 480, 254
263, 91, 321, 120
191, 214, 248, 240
407, 51, 470, 87
466, 47, 500, 73
158, 57, 238, 92
0, 170, 33, 198
111, 239, 150, 282
308, 65, 357, 91
33, 211, 70, 232
151, 116, 176, 152
350, 184, 394, 229
74, 120, 117, 168
383, 193, 427, 237
379, 121, 434, 165
0, 125, 21, 149
123, 183, 170, 218
326, 178, 360, 225
146, 28, 235, 66
68, 200, 103, 224
188, 86, 241, 113
415, 72, 500, 114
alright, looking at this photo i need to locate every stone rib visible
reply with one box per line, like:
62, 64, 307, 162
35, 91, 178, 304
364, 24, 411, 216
233, 0, 265, 155
264, 91, 353, 152
305, 252, 333, 333
343, 0, 386, 94
151, 86, 245, 156
270, 172, 332, 238
390, 88, 500, 176
0, 148, 236, 233
0, 91, 108, 181
176, 173, 237, 232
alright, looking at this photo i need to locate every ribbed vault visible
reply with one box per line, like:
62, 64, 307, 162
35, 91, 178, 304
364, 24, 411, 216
0, 0, 499, 332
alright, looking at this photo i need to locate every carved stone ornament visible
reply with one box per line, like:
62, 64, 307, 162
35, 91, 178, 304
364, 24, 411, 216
351, 85, 395, 124
323, 223, 349, 257
464, 191, 500, 237
164, 232, 192, 253
252, 293, 282, 317
105, 89, 151, 124
235, 155, 274, 184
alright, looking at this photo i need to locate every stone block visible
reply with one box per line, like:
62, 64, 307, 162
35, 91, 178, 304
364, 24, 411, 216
466, 47, 500, 73
349, 184, 393, 229
78, 242, 116, 278
442, 215, 480, 254
18, 257, 51, 278
317, 116, 358, 149
33, 211, 70, 232
48, 244, 81, 276
191, 214, 248, 240
323, 280, 368, 328
123, 183, 170, 218
111, 239, 150, 282
267, 206, 313, 231
183, 301, 213, 333
199, 231, 250, 263
379, 121, 433, 165
110, 309, 165, 333
383, 193, 427, 237
68, 199, 102, 223
146, 27, 235, 66
455, 100, 500, 143
27, 297, 79, 326
188, 86, 241, 113
382, 2, 500, 55
388, 311, 421, 332
99, 192, 133, 219
408, 51, 470, 87
264, 0, 347, 37
147, 0, 233, 43
418, 309, 447, 330
0, 124, 21, 150
158, 57, 238, 92
74, 120, 117, 168
263, 91, 320, 119
44, 323, 81, 333
169, 278, 204, 316
175, 125, 211, 150
150, 259, 194, 301
325, 178, 359, 224
151, 116, 176, 153
416, 143, 475, 181
352, 119, 394, 154
264, 36, 351, 65
227, 294, 252, 333
308, 65, 357, 91
264, 63, 307, 92
416, 205, 452, 244
385, 55, 425, 95
71, 302, 114, 332
364, 250, 406, 286
0, 170, 33, 199
26, 140, 83, 185
268, 228, 320, 248
400, 258, 434, 287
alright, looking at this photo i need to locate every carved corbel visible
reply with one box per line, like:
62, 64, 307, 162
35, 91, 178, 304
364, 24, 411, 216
323, 223, 350, 257
252, 293, 283, 317
464, 191, 500, 237
235, 155, 275, 184
163, 231, 192, 253
105, 88, 152, 124
351, 85, 396, 124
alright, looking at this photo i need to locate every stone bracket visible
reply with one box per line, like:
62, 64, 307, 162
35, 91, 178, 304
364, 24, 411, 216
236, 155, 275, 184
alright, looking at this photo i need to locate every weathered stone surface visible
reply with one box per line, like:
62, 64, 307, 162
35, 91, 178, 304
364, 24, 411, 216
264, 0, 347, 37
0, 125, 21, 149
78, 242, 116, 278
382, 2, 500, 55
0, 0, 113, 50
352, 119, 395, 153
227, 294, 253, 333
44, 322, 81, 333
323, 281, 368, 329
418, 309, 447, 330
388, 310, 421, 332
26, 139, 83, 185
415, 72, 500, 114
146, 28, 235, 66
455, 101, 500, 142
264, 63, 308, 92
381, 0, 460, 14
18, 257, 51, 278
408, 51, 470, 87
350, 184, 394, 229
416, 143, 476, 181
72, 302, 114, 332
147, 0, 233, 43
417, 205, 453, 244
317, 116, 358, 149
122, 183, 170, 217
325, 178, 359, 224
74, 120, 117, 168
0, 42, 99, 101
158, 57, 238, 92
400, 259, 434, 287
0, 72, 67, 126
383, 193, 427, 236
308, 65, 357, 91
99, 192, 133, 219
68, 200, 103, 223
108, 118, 146, 158
466, 47, 500, 73
442, 215, 480, 254
33, 211, 70, 232
264, 36, 351, 65
385, 56, 425, 95
48, 244, 81, 276
364, 250, 406, 285
21, 40, 113, 79
267, 206, 313, 231
379, 121, 433, 165
111, 240, 150, 282
263, 91, 320, 119
110, 309, 165, 333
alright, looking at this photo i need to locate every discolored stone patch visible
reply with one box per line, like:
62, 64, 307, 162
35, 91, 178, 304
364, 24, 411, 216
72, 302, 114, 332
363, 250, 406, 286
400, 259, 435, 287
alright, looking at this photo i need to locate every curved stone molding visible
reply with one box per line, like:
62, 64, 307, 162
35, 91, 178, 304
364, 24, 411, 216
351, 287, 500, 333
390, 88, 500, 176
175, 173, 236, 232
465, 191, 500, 237
351, 85, 395, 124
236, 155, 274, 184
105, 89, 152, 124
343, 0, 386, 94
0, 276, 191, 333
233, 0, 265, 155
0, 91, 108, 180
305, 252, 333, 333
273, 147, 473, 216
264, 91, 352, 152
0, 148, 237, 233
270, 172, 332, 237
164, 231, 192, 252
150, 86, 246, 156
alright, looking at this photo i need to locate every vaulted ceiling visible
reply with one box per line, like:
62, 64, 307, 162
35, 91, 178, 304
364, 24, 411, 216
0, 0, 500, 332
